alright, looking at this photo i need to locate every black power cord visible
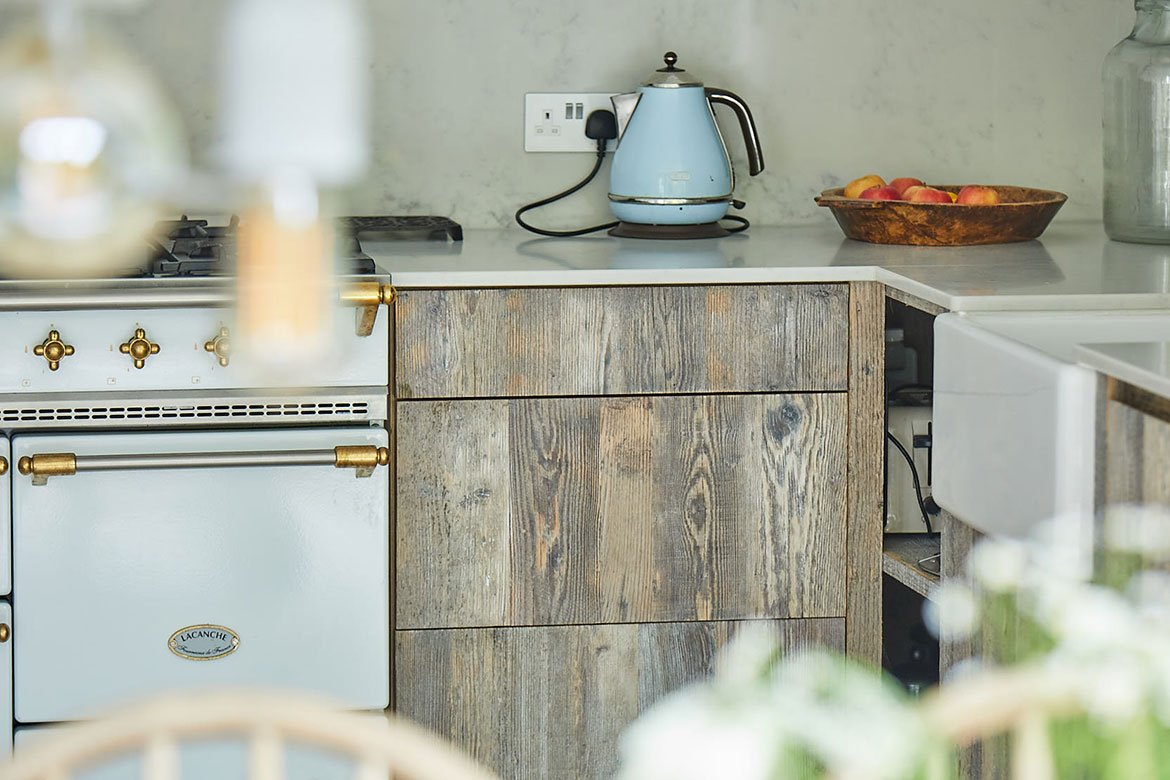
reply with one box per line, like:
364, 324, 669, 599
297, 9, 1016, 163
886, 383, 939, 533
515, 110, 620, 237
887, 431, 934, 534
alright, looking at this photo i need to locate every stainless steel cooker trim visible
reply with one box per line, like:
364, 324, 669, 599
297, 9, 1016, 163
0, 388, 388, 430
0, 287, 230, 310
0, 280, 395, 337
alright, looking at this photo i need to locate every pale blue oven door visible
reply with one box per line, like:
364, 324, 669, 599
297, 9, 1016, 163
11, 426, 389, 724
0, 602, 10, 755
1, 435, 9, 596
14, 718, 383, 780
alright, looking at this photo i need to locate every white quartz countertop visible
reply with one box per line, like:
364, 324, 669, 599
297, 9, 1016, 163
1076, 342, 1170, 398
367, 220, 1170, 313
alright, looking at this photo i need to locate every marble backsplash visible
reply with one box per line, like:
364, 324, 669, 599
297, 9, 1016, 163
110, 0, 1131, 229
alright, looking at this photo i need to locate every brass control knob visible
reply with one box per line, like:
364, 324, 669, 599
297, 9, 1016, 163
119, 328, 160, 369
0, 624, 9, 643
33, 330, 74, 371
0, 456, 7, 476
204, 326, 231, 367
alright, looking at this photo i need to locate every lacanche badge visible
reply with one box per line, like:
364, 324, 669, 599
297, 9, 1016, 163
169, 624, 240, 661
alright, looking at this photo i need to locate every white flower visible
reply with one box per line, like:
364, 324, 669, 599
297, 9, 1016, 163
766, 653, 928, 780
1104, 504, 1170, 560
1072, 661, 1145, 723
1047, 586, 1137, 652
1128, 570, 1170, 620
923, 582, 979, 642
616, 686, 776, 780
970, 538, 1030, 593
941, 655, 986, 684
1029, 513, 1096, 581
714, 622, 781, 691
617, 641, 930, 780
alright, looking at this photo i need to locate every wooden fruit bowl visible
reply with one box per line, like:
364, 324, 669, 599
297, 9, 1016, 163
815, 185, 1067, 246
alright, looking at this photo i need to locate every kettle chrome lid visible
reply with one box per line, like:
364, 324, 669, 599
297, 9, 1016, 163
643, 51, 703, 88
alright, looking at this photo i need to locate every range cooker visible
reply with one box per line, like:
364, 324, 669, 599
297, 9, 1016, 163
0, 216, 456, 775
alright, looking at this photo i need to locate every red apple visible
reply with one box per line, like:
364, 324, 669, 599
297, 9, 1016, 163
956, 185, 1000, 205
888, 177, 925, 198
859, 186, 900, 200
903, 186, 952, 204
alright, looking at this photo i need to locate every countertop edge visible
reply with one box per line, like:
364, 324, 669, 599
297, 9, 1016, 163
1076, 342, 1170, 399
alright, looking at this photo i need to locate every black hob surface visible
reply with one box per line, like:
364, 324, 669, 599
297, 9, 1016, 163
146, 215, 462, 278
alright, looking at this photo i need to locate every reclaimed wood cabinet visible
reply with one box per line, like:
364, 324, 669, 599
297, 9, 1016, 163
392, 282, 884, 778
396, 393, 848, 629
396, 619, 844, 779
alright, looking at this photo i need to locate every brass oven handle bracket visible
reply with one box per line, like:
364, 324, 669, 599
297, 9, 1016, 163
18, 446, 389, 484
333, 445, 391, 478
17, 453, 76, 486
341, 282, 396, 337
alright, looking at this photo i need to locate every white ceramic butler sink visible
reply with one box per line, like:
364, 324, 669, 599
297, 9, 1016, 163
933, 310, 1170, 538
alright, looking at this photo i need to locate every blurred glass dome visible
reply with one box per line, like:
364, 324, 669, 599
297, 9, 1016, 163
0, 8, 185, 278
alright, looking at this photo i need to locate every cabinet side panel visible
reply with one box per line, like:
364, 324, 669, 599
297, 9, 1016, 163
846, 281, 885, 663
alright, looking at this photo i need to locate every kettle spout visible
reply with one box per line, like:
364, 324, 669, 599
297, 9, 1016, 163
610, 92, 641, 142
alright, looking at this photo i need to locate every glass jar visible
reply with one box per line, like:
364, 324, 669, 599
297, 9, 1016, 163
1104, 0, 1170, 243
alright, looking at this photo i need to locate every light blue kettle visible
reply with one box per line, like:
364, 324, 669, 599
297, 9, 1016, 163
609, 52, 764, 238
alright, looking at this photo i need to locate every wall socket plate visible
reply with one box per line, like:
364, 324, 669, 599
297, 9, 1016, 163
524, 92, 618, 152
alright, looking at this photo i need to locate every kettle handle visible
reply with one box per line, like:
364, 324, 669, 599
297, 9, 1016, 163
705, 88, 764, 176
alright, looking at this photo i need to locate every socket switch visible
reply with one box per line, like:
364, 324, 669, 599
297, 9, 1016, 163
524, 92, 619, 152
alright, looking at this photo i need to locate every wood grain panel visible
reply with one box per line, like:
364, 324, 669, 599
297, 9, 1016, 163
394, 284, 849, 398
508, 397, 601, 625
846, 281, 885, 664
1106, 398, 1170, 506
1105, 399, 1170, 583
396, 619, 845, 780
597, 397, 655, 622
395, 400, 510, 629
395, 394, 848, 629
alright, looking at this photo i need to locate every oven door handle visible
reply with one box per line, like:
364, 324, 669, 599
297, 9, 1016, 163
16, 446, 389, 484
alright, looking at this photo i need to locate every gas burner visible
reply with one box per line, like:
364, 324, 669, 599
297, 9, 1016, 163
337, 216, 463, 243
145, 215, 462, 278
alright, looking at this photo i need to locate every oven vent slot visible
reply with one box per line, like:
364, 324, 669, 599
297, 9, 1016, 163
0, 401, 372, 423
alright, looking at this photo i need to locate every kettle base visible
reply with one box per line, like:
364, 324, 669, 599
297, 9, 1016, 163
608, 221, 731, 240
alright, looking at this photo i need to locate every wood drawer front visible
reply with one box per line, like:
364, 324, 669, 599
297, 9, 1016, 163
396, 393, 848, 629
396, 618, 844, 780
394, 284, 849, 398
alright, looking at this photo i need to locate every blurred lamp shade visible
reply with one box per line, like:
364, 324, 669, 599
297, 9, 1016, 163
0, 4, 185, 278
